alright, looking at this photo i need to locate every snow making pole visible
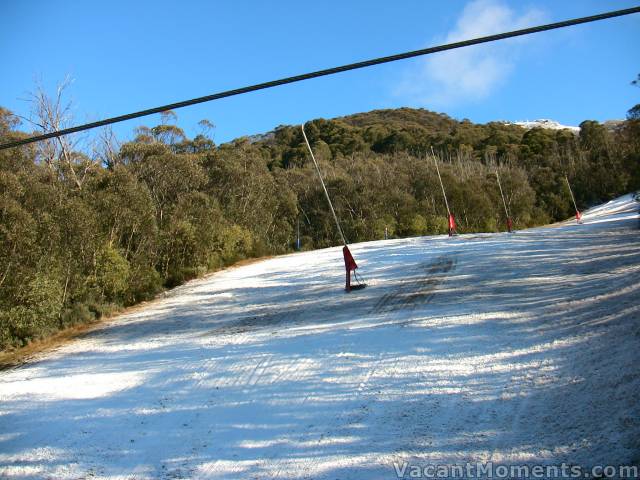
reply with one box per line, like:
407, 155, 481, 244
301, 125, 347, 245
495, 169, 513, 232
564, 175, 582, 223
431, 147, 457, 236
301, 124, 365, 292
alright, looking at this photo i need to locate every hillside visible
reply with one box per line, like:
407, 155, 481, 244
1, 194, 638, 479
1, 105, 639, 354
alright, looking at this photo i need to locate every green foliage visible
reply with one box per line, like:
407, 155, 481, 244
60, 303, 95, 328
94, 245, 131, 301
0, 270, 63, 347
126, 265, 162, 304
219, 224, 254, 263
1, 105, 639, 350
628, 105, 640, 121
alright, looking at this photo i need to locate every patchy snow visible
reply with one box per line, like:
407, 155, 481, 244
504, 119, 580, 133
1, 194, 639, 479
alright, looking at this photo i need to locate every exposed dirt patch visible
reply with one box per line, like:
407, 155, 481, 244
371, 256, 455, 314
203, 310, 299, 336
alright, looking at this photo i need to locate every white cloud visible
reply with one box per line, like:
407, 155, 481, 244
395, 0, 545, 107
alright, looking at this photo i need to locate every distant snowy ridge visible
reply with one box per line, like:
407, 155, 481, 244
503, 119, 580, 133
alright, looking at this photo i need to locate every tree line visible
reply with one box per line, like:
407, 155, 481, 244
1, 97, 639, 350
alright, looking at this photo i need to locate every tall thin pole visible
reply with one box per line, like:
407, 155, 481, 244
301, 125, 347, 246
565, 175, 579, 214
495, 169, 510, 220
431, 147, 450, 216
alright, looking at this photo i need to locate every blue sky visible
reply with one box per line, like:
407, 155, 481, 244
1, 0, 639, 144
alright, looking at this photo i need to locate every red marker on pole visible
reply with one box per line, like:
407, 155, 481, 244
448, 213, 457, 235
431, 147, 457, 236
565, 176, 582, 224
301, 125, 366, 292
342, 246, 358, 292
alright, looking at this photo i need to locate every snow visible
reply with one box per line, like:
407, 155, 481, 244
1, 194, 639, 479
504, 119, 580, 133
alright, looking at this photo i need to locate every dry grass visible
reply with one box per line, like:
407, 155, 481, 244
0, 320, 104, 371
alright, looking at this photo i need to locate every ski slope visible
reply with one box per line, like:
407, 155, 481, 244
1, 194, 639, 479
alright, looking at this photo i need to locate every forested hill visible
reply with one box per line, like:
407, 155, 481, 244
253, 107, 522, 167
1, 104, 639, 350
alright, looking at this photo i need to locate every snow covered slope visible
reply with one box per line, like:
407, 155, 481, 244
504, 119, 580, 133
1, 195, 639, 479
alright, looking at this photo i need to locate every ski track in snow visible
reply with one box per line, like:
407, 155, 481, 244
1, 194, 639, 479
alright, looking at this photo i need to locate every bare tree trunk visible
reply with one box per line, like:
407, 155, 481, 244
25, 77, 96, 189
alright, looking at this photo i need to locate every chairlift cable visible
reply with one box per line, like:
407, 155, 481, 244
1, 6, 638, 151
